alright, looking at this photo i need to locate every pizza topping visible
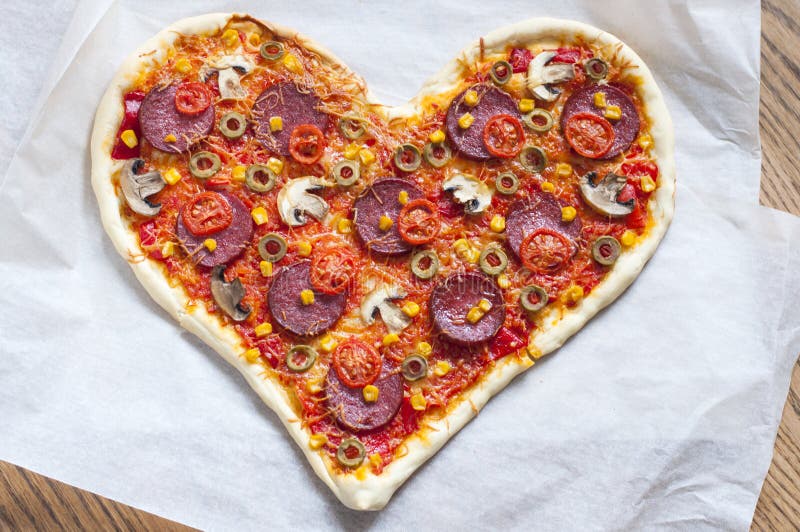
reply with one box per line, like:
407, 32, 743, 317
494, 172, 520, 195
445, 84, 521, 161
561, 84, 640, 158
360, 285, 412, 333
489, 60, 513, 85
332, 339, 382, 388
219, 111, 247, 139
563, 112, 615, 159
410, 250, 439, 280
174, 82, 213, 115
259, 41, 285, 61
176, 192, 254, 267
267, 261, 347, 336
338, 113, 367, 140
430, 272, 506, 346
139, 84, 215, 153
393, 144, 422, 172
397, 199, 440, 245
111, 91, 145, 160
181, 191, 233, 236
326, 360, 403, 432
353, 178, 424, 256
584, 57, 609, 80
310, 241, 357, 295
120, 158, 166, 216
526, 51, 575, 102
336, 439, 366, 468
519, 228, 573, 275
401, 355, 428, 381
592, 235, 622, 265
210, 265, 252, 321
578, 171, 635, 217
277, 177, 330, 227
519, 285, 549, 312
518, 145, 548, 173
257, 233, 288, 262
188, 151, 222, 179
505, 192, 582, 259
200, 54, 254, 100
522, 108, 554, 133
482, 114, 525, 158
253, 82, 328, 157
509, 47, 533, 73
422, 141, 452, 168
245, 164, 277, 193
288, 124, 326, 165
479, 243, 509, 276
286, 345, 318, 372
332, 160, 360, 187
442, 174, 492, 214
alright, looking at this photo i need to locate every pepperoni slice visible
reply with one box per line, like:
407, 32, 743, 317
445, 84, 521, 161
326, 360, 403, 432
138, 84, 215, 153
563, 112, 615, 159
505, 192, 582, 259
353, 178, 424, 255
429, 272, 506, 346
252, 82, 328, 156
332, 339, 382, 388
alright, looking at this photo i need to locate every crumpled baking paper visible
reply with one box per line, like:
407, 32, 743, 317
2, 0, 799, 529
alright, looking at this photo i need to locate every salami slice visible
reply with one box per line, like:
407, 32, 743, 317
353, 178, 424, 256
176, 192, 253, 268
505, 192, 582, 258
252, 82, 328, 156
138, 84, 215, 153
267, 261, 347, 336
560, 84, 640, 159
326, 360, 402, 433
445, 84, 520, 161
430, 272, 506, 346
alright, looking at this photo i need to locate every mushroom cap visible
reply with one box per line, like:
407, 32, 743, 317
120, 158, 165, 216
578, 172, 635, 217
360, 285, 411, 333
277, 176, 330, 227
210, 265, 252, 322
442, 173, 493, 214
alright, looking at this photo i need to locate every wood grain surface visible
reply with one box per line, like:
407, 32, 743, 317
1, 2, 799, 529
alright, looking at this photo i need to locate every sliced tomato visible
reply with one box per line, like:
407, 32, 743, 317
174, 82, 213, 115
288, 124, 326, 164
332, 339, 382, 388
181, 191, 233, 236
310, 242, 357, 294
483, 114, 525, 158
520, 228, 573, 275
563, 112, 615, 159
509, 48, 533, 73
397, 199, 440, 245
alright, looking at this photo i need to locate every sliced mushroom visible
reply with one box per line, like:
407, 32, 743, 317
210, 265, 252, 322
527, 51, 575, 102
277, 177, 330, 227
200, 54, 255, 100
120, 158, 166, 216
360, 285, 411, 334
442, 173, 493, 214
578, 171, 635, 217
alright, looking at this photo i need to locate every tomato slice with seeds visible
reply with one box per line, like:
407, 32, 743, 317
519, 228, 573, 275
563, 112, 615, 159
332, 339, 382, 389
181, 191, 233, 237
174, 82, 213, 116
482, 114, 525, 159
310, 241, 357, 295
288, 124, 326, 164
397, 199, 440, 245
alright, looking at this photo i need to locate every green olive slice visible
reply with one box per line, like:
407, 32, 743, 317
522, 109, 554, 133
189, 151, 221, 179
410, 250, 439, 280
394, 144, 422, 173
336, 438, 366, 468
219, 111, 247, 139
592, 236, 621, 266
489, 60, 513, 85
286, 345, 317, 372
423, 142, 452, 168
495, 172, 520, 195
401, 355, 428, 381
258, 233, 288, 262
584, 58, 609, 80
519, 146, 548, 173
260, 41, 285, 61
520, 285, 549, 312
479, 243, 508, 276
245, 164, 277, 193
332, 160, 360, 187
338, 113, 367, 140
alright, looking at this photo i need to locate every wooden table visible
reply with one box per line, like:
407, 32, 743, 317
2, 2, 799, 529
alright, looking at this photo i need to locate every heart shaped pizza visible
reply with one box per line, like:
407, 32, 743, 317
91, 13, 675, 510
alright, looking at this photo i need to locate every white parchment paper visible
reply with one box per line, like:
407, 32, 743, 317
2, 0, 800, 529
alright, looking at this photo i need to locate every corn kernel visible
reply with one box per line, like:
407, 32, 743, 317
556, 163, 573, 177
640, 175, 656, 193
497, 273, 511, 289
344, 143, 361, 160
378, 215, 393, 231
231, 165, 246, 182
306, 378, 323, 394
561, 284, 585, 304
283, 53, 303, 74
593, 91, 607, 108
296, 241, 312, 257
464, 90, 479, 106
259, 260, 273, 277
429, 129, 446, 143
160, 241, 174, 257
247, 32, 261, 46
309, 433, 327, 450
561, 206, 577, 222
163, 167, 182, 185
300, 289, 315, 305
369, 453, 383, 468
382, 333, 400, 346
359, 148, 376, 166
410, 393, 427, 411
467, 306, 485, 324
478, 298, 493, 312
458, 113, 475, 129
120, 129, 138, 148
164, 133, 177, 143
541, 181, 555, 193
518, 98, 534, 113
174, 58, 192, 74
337, 218, 353, 234
244, 348, 261, 363
490, 215, 506, 233
262, 158, 281, 176
398, 190, 409, 205
638, 134, 653, 150
402, 301, 420, 318
255, 322, 273, 337
416, 341, 432, 357
604, 105, 622, 121
251, 206, 268, 225
355, 465, 368, 480
221, 29, 240, 48
319, 334, 337, 353
269, 116, 283, 132
362, 384, 379, 403
203, 238, 217, 252
434, 360, 451, 376
621, 230, 637, 247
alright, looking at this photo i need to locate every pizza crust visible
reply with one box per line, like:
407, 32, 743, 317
91, 14, 674, 510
